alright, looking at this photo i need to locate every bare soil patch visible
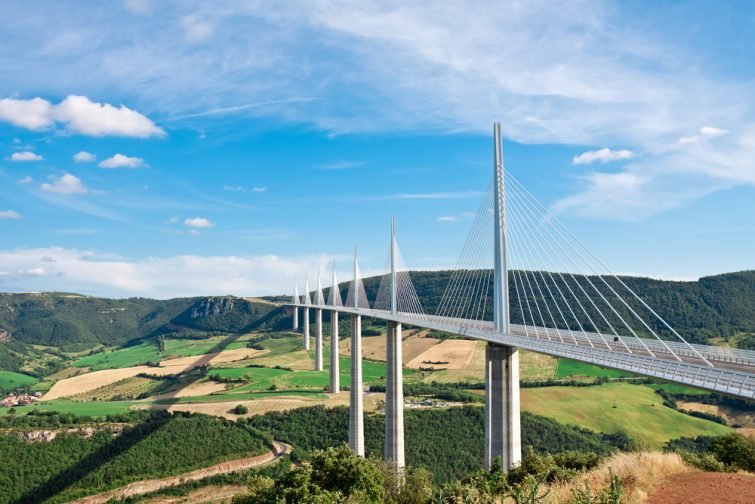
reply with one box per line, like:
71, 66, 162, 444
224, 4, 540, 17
407, 339, 477, 370
141, 484, 247, 503
71, 441, 289, 504
646, 472, 755, 504
43, 348, 266, 400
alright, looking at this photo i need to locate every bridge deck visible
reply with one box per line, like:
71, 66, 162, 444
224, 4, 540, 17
293, 304, 755, 399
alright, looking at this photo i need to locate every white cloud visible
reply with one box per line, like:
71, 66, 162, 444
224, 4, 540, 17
163, 216, 179, 224
0, 247, 345, 298
7, 151, 43, 162
251, 186, 266, 192
678, 126, 730, 144
73, 151, 96, 162
17, 176, 33, 184
0, 210, 22, 220
223, 185, 244, 191
182, 14, 213, 41
0, 97, 53, 130
700, 126, 728, 137
40, 173, 88, 195
573, 148, 635, 165
184, 217, 214, 228
438, 216, 458, 222
0, 95, 164, 137
98, 153, 145, 168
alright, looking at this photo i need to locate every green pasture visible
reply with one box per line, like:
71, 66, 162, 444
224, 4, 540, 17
73, 336, 247, 370
555, 359, 633, 379
0, 371, 39, 392
0, 399, 134, 417
522, 382, 730, 449
155, 390, 327, 404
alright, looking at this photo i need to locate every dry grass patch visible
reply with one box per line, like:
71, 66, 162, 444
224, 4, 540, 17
679, 400, 754, 428
69, 376, 157, 401
44, 348, 266, 400
545, 452, 694, 504
247, 349, 313, 370
407, 339, 477, 370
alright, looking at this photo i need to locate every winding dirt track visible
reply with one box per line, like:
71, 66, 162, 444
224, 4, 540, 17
70, 441, 290, 504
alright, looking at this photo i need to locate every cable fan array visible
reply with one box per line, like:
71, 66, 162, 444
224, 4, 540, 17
435, 170, 709, 365
373, 241, 426, 319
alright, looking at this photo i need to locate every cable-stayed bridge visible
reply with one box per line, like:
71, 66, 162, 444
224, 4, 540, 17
288, 123, 755, 473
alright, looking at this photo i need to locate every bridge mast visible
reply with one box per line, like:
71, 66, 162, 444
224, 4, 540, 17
485, 123, 522, 471
349, 246, 365, 456
385, 216, 405, 471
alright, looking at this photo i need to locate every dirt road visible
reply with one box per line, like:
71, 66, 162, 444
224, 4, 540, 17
70, 441, 290, 504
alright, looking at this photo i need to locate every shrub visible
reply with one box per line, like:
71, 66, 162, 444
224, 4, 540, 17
233, 404, 249, 415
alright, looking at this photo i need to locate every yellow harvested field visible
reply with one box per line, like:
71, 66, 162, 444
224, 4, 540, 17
43, 348, 265, 400
169, 380, 228, 398
343, 329, 438, 364
407, 339, 478, 370
153, 392, 385, 419
679, 400, 754, 428
249, 349, 313, 370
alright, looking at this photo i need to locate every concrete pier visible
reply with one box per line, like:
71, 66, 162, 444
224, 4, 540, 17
293, 306, 299, 331
484, 343, 521, 470
349, 314, 364, 455
315, 309, 323, 371
303, 308, 310, 350
385, 321, 404, 470
330, 311, 340, 393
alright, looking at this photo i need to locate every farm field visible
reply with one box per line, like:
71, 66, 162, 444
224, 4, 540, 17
73, 336, 250, 370
521, 382, 731, 449
0, 399, 135, 416
555, 358, 634, 379
0, 370, 39, 391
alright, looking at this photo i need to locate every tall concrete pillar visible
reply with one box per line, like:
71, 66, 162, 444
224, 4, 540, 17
484, 123, 521, 471
349, 314, 364, 455
303, 308, 310, 350
484, 343, 521, 470
330, 311, 340, 393
385, 321, 404, 470
293, 306, 299, 331
315, 309, 323, 371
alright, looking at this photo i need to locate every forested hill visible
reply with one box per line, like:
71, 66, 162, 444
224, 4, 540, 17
0, 293, 283, 348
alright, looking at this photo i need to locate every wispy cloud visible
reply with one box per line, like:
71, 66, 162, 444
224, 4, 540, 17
0, 210, 22, 219
0, 247, 343, 298
317, 160, 365, 170
17, 176, 33, 184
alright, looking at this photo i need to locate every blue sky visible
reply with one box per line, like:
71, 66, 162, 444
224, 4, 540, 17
0, 0, 753, 298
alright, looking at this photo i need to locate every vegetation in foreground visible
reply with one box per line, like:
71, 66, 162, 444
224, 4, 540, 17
0, 410, 271, 504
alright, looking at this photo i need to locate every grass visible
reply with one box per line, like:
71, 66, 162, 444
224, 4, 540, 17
0, 370, 39, 392
556, 358, 634, 379
156, 390, 327, 404
209, 355, 390, 392
646, 382, 709, 395
0, 399, 134, 416
522, 382, 731, 449
73, 337, 247, 370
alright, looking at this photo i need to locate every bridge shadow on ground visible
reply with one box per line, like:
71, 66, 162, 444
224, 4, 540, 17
14, 331, 253, 504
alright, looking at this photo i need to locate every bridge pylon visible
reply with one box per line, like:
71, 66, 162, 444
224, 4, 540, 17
485, 122, 522, 471
349, 246, 365, 456
385, 217, 405, 471
303, 279, 311, 351
330, 260, 341, 393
